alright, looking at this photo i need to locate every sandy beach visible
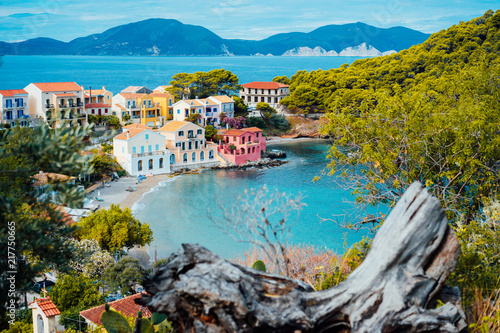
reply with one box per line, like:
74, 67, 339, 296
86, 174, 173, 267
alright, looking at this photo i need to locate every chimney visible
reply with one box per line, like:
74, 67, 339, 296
102, 86, 106, 90
126, 132, 130, 139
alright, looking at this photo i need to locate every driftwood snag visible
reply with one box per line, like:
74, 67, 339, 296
138, 182, 467, 332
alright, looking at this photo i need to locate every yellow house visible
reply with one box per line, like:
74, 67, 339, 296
139, 92, 175, 127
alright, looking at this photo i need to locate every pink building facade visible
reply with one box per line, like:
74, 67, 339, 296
217, 127, 266, 165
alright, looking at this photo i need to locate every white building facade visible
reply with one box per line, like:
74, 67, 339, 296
0, 89, 37, 127
172, 95, 234, 128
240, 82, 290, 110
24, 82, 87, 128
113, 128, 171, 176
158, 120, 219, 170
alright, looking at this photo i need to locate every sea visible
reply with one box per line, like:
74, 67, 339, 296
0, 55, 383, 260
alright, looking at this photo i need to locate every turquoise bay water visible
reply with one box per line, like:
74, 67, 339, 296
0, 55, 366, 93
134, 140, 376, 260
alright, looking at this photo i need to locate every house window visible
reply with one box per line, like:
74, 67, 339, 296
5, 99, 12, 108
195, 141, 198, 149
148, 145, 152, 152
141, 146, 145, 153
191, 152, 196, 162
149, 159, 153, 170
92, 110, 95, 114
170, 154, 176, 164
159, 158, 164, 168
138, 160, 143, 171
133, 147, 137, 154
169, 99, 172, 106
145, 134, 149, 139
209, 150, 214, 159
177, 109, 180, 114
242, 137, 245, 144
176, 142, 181, 148
188, 141, 192, 150
183, 153, 187, 163
214, 108, 217, 112
197, 129, 202, 135
98, 109, 101, 113
179, 131, 184, 136
200, 151, 204, 161
155, 144, 159, 151
122, 147, 125, 153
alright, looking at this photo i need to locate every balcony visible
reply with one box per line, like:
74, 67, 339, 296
187, 133, 197, 139
132, 115, 140, 119
45, 104, 54, 109
77, 102, 83, 107
132, 150, 167, 158
146, 114, 155, 118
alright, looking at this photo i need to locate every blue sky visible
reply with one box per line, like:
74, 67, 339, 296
0, 0, 497, 42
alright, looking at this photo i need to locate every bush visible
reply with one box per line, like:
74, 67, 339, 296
246, 117, 265, 128
269, 114, 290, 132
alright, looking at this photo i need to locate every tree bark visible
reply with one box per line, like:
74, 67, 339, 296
138, 182, 467, 332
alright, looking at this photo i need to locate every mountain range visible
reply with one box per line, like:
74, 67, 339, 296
0, 19, 430, 57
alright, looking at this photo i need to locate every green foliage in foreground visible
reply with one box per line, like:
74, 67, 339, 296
100, 304, 172, 333
77, 204, 153, 253
49, 274, 105, 313
0, 124, 91, 330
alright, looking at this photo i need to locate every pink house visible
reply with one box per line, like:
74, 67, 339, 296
218, 127, 266, 165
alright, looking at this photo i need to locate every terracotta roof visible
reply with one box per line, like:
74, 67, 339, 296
198, 98, 217, 106
85, 103, 111, 108
123, 123, 152, 130
29, 297, 60, 317
55, 93, 76, 97
117, 93, 144, 100
154, 85, 171, 91
85, 89, 108, 95
0, 89, 27, 96
114, 128, 147, 141
80, 293, 151, 326
245, 127, 263, 132
32, 82, 82, 92
241, 82, 289, 89
183, 99, 203, 107
31, 172, 76, 187
115, 104, 126, 110
159, 120, 190, 132
55, 206, 75, 226
224, 129, 248, 136
209, 95, 234, 103
149, 92, 172, 98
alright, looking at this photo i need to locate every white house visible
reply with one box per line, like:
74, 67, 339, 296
172, 95, 234, 128
240, 82, 290, 111
112, 93, 144, 123
121, 86, 153, 94
24, 82, 87, 128
113, 128, 170, 176
158, 120, 219, 170
29, 297, 60, 333
0, 89, 39, 127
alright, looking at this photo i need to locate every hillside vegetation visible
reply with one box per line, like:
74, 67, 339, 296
281, 10, 500, 113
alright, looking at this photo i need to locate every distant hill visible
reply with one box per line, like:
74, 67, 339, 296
0, 19, 430, 56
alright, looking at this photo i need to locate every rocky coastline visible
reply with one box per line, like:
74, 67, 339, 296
211, 158, 288, 170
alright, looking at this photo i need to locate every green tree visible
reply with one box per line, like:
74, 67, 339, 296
167, 73, 194, 99
77, 204, 153, 253
103, 256, 147, 295
0, 125, 91, 329
122, 113, 131, 122
321, 59, 500, 221
232, 96, 248, 117
204, 125, 218, 140
281, 84, 319, 115
256, 102, 276, 123
49, 274, 105, 312
272, 75, 291, 85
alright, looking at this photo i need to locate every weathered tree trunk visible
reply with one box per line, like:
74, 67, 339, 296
138, 182, 467, 332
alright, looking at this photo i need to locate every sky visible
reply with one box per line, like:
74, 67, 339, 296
0, 0, 497, 42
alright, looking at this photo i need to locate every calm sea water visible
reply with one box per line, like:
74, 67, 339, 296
0, 55, 366, 93
0, 55, 378, 260
133, 140, 381, 260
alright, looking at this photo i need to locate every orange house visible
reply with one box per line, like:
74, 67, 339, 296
218, 127, 266, 165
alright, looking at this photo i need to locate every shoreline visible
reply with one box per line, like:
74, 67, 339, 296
266, 136, 327, 145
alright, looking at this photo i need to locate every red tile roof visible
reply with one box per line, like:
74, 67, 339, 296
30, 297, 60, 317
117, 93, 145, 100
114, 128, 147, 141
245, 127, 263, 132
241, 82, 289, 89
85, 103, 111, 108
0, 89, 28, 96
223, 129, 248, 136
80, 293, 151, 326
123, 123, 152, 130
32, 82, 82, 92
